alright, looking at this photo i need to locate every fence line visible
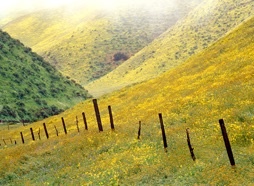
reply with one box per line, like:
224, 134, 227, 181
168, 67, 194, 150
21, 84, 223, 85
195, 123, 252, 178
1, 99, 244, 167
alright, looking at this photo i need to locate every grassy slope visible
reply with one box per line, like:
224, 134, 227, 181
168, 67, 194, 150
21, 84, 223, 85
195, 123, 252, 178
0, 14, 254, 185
2, 0, 203, 85
86, 0, 254, 97
0, 13, 26, 28
0, 30, 91, 122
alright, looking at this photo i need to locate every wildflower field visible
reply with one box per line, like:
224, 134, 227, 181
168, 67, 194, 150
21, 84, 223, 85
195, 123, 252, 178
1, 9, 254, 186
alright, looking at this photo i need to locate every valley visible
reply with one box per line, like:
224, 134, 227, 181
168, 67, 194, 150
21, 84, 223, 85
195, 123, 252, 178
2, 0, 203, 86
0, 0, 253, 185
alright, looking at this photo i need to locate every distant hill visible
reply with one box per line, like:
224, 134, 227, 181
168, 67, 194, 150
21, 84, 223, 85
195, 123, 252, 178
2, 0, 203, 85
0, 30, 92, 122
0, 13, 25, 27
86, 0, 254, 97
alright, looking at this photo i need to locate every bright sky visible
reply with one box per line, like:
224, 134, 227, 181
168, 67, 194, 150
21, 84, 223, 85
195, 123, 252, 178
0, 0, 151, 18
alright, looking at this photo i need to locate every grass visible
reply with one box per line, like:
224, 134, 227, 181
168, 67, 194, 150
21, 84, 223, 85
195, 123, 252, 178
86, 0, 254, 97
2, 0, 203, 85
0, 13, 254, 185
0, 116, 253, 185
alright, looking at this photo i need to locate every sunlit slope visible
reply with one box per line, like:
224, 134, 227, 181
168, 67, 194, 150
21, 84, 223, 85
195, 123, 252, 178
2, 7, 97, 51
86, 0, 254, 97
82, 13, 254, 135
0, 7, 43, 28
1, 15, 253, 185
2, 0, 203, 85
0, 13, 25, 27
0, 30, 91, 122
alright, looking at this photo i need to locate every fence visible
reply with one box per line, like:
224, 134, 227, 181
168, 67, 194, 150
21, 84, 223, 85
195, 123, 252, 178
1, 99, 247, 167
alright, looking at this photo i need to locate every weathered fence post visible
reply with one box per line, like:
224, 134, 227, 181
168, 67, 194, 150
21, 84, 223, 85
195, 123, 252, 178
108, 105, 115, 130
219, 119, 235, 166
2, 139, 6, 145
82, 112, 88, 130
93, 99, 103, 132
186, 128, 196, 161
62, 117, 67, 134
137, 121, 141, 139
20, 132, 25, 144
43, 123, 49, 139
76, 116, 80, 133
30, 128, 35, 141
38, 128, 41, 140
159, 113, 168, 152
54, 125, 59, 136
14, 140, 17, 145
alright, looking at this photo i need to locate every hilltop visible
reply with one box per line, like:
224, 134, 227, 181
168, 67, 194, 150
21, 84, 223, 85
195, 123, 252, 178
0, 12, 253, 185
86, 0, 254, 97
2, 0, 203, 85
0, 30, 91, 122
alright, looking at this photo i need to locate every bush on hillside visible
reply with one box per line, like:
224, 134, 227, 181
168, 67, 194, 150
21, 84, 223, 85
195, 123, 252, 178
0, 105, 17, 118
113, 52, 129, 61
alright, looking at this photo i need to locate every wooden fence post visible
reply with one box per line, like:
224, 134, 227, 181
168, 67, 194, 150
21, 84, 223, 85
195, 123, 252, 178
30, 128, 35, 141
93, 99, 103, 132
54, 125, 59, 136
219, 119, 235, 166
108, 106, 115, 130
43, 123, 49, 139
82, 112, 88, 130
62, 117, 67, 134
2, 139, 6, 145
159, 113, 168, 152
20, 132, 25, 144
76, 116, 80, 133
137, 121, 141, 139
38, 128, 41, 140
186, 128, 196, 161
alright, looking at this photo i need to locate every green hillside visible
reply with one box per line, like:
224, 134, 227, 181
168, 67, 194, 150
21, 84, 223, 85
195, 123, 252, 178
0, 13, 253, 185
0, 30, 91, 122
2, 0, 203, 85
86, 0, 254, 97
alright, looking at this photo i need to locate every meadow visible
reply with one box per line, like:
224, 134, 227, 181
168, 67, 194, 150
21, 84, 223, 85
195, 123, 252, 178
0, 14, 253, 185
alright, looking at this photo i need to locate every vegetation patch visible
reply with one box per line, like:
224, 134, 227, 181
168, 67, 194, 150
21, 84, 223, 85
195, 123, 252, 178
0, 30, 92, 122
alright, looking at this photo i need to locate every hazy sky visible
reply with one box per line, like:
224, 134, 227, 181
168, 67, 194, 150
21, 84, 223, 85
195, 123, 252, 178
0, 0, 81, 18
0, 0, 151, 18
